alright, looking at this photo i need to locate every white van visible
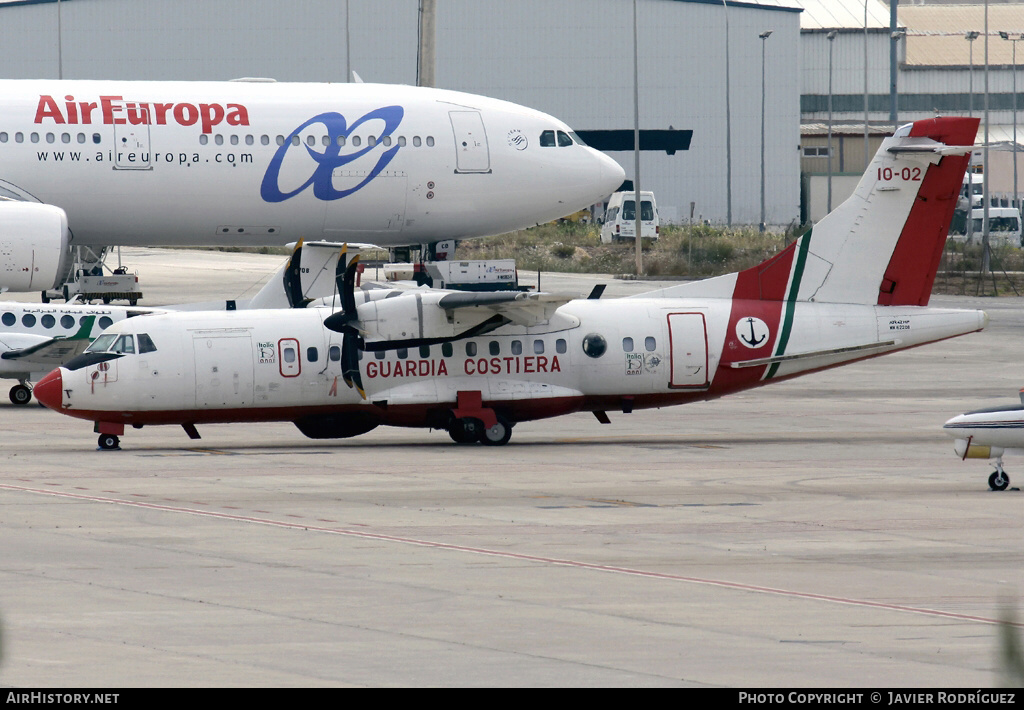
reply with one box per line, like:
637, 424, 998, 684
950, 207, 1022, 247
600, 191, 659, 244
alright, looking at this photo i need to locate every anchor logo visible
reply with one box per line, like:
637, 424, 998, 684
736, 316, 770, 349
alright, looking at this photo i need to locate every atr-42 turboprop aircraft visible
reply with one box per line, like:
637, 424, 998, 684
36, 117, 987, 450
943, 391, 1024, 491
0, 79, 623, 293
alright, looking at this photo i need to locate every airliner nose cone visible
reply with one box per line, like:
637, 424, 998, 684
599, 152, 626, 193
34, 368, 63, 411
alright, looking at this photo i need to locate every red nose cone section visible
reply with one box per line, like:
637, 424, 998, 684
34, 369, 63, 411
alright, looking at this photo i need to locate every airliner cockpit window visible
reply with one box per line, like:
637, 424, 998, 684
110, 334, 135, 354
86, 334, 117, 353
557, 131, 573, 147
540, 130, 556, 147
138, 333, 157, 354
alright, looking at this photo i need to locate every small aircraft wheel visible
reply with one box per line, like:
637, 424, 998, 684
989, 470, 1010, 491
448, 417, 482, 444
480, 417, 513, 446
9, 384, 32, 405
97, 434, 120, 451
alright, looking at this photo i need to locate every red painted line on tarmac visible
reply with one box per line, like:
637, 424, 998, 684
2, 482, 1019, 629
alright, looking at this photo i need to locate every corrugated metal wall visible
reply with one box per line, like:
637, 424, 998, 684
0, 0, 802, 227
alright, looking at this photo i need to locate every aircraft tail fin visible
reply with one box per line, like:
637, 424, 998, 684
638, 117, 977, 306
759, 117, 976, 306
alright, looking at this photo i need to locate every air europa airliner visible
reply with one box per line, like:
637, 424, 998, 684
0, 79, 624, 292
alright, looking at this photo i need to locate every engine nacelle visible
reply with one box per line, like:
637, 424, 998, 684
355, 291, 498, 348
954, 438, 1004, 460
0, 202, 70, 292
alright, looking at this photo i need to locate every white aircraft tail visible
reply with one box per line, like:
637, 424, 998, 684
645, 117, 978, 306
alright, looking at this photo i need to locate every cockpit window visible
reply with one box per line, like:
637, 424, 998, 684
138, 333, 157, 354
557, 130, 573, 147
540, 130, 556, 147
86, 333, 137, 354
110, 334, 135, 354
86, 334, 117, 353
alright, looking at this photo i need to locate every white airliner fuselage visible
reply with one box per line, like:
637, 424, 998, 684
0, 80, 624, 290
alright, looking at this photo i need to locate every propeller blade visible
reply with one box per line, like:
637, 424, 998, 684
341, 331, 366, 399
283, 239, 313, 308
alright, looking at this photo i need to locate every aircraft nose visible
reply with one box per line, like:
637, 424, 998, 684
596, 151, 625, 194
34, 368, 63, 411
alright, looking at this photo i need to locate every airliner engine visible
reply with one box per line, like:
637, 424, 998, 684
0, 201, 70, 292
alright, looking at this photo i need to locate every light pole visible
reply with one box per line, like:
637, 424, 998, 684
722, 0, 732, 226
633, 0, 642, 274
890, 29, 906, 125
827, 30, 837, 212
760, 30, 772, 232
967, 30, 979, 244
1000, 31, 1022, 215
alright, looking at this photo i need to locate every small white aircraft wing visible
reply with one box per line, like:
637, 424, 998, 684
436, 291, 572, 327
0, 316, 95, 366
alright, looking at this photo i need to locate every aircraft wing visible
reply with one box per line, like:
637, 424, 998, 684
437, 291, 572, 327
0, 316, 95, 366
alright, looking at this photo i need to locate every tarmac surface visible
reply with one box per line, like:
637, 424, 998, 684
1, 248, 1024, 687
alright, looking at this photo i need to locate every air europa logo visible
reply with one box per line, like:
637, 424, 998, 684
34, 95, 250, 135
260, 106, 404, 203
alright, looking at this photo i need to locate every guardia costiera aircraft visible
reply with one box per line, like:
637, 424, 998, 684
35, 117, 987, 450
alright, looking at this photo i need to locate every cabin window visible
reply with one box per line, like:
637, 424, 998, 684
21, 314, 35, 327
1, 312, 14, 326
329, 345, 341, 362
61, 133, 70, 144
199, 134, 209, 145
582, 333, 607, 358
60, 315, 75, 329
46, 133, 55, 144
397, 348, 408, 359
307, 346, 319, 363
230, 135, 239, 146
540, 130, 556, 147
77, 133, 86, 144
98, 316, 113, 329
337, 135, 346, 147
30, 133, 39, 143
215, 134, 224, 146
442, 342, 453, 357
368, 136, 377, 147
261, 135, 270, 146
489, 341, 500, 356
382, 136, 392, 146
556, 339, 567, 354
413, 136, 422, 147
645, 336, 657, 351
511, 340, 523, 355
41, 315, 55, 329
352, 136, 362, 147
92, 133, 101, 144
533, 339, 545, 355
306, 135, 316, 147
622, 337, 634, 352
0, 132, 6, 142
276, 135, 285, 146
375, 350, 385, 360
138, 333, 157, 354
419, 345, 430, 358
291, 135, 300, 146
466, 342, 477, 357
398, 136, 407, 147
283, 347, 296, 363
246, 135, 254, 145
426, 136, 435, 147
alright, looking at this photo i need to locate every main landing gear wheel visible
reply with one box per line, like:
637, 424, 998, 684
989, 468, 1010, 491
9, 384, 31, 406
97, 434, 121, 451
480, 417, 513, 446
448, 417, 482, 444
